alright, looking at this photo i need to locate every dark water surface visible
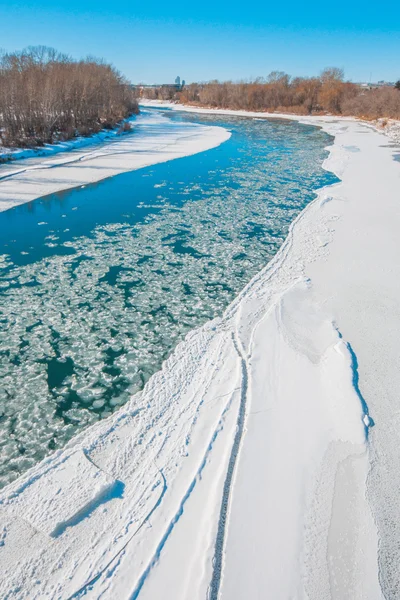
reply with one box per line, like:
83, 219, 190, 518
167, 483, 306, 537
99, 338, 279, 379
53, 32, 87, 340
0, 108, 338, 487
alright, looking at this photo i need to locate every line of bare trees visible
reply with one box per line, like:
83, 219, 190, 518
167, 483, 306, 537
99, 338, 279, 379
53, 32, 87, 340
0, 47, 139, 148
143, 68, 400, 120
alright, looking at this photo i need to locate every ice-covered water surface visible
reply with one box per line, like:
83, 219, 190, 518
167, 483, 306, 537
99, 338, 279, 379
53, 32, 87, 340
0, 110, 337, 488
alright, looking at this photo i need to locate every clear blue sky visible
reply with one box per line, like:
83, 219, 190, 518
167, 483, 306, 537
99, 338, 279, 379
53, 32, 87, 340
1, 0, 399, 84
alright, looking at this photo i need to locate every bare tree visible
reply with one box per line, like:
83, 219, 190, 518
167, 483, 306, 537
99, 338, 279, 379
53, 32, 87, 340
0, 47, 138, 148
143, 68, 400, 119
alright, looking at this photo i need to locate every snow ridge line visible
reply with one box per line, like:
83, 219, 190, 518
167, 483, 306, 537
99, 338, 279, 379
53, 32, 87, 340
207, 330, 249, 600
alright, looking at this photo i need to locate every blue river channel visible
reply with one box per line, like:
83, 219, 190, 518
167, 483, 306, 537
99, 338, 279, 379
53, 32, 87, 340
0, 108, 338, 487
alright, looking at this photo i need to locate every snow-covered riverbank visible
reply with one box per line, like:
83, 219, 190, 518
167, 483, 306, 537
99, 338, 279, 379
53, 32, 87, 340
141, 98, 400, 144
0, 109, 230, 212
0, 105, 399, 599
0, 118, 138, 164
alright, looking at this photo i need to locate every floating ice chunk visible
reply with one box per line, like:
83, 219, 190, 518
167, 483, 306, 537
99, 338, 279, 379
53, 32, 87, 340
92, 399, 105, 410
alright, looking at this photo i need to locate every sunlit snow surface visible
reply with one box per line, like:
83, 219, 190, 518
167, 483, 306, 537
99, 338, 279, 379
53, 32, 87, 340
0, 110, 337, 487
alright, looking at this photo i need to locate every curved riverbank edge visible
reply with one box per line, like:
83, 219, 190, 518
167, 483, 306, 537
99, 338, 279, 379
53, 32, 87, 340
140, 99, 400, 143
0, 109, 231, 213
0, 106, 399, 599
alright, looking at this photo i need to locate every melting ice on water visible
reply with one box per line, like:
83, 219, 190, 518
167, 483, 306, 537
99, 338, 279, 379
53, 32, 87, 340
0, 113, 337, 488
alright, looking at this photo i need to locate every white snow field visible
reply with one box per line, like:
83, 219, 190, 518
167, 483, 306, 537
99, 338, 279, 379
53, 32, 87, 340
0, 109, 230, 212
1, 106, 399, 599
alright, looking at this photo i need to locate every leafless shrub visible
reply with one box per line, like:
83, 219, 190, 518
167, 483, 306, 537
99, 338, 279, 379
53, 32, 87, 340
117, 121, 133, 134
342, 87, 400, 120
0, 47, 139, 148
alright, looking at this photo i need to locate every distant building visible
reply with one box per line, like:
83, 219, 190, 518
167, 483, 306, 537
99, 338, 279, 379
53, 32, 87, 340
132, 76, 186, 97
357, 81, 395, 90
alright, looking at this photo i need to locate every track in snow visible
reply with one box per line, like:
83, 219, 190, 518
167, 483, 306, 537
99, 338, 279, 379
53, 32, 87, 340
208, 330, 249, 600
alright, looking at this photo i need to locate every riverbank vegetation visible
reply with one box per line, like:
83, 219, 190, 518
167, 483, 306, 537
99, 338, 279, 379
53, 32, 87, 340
0, 47, 139, 148
142, 68, 400, 120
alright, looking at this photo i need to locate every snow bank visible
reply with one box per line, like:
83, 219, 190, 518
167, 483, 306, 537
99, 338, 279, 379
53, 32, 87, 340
0, 105, 399, 599
0, 109, 231, 212
9, 450, 117, 538
373, 117, 400, 143
0, 117, 138, 163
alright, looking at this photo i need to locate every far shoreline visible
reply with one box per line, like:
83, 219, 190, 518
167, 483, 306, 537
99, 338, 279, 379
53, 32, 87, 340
140, 98, 400, 144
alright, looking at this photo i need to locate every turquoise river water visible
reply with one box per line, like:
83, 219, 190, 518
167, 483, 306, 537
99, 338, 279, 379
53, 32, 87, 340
0, 108, 338, 488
